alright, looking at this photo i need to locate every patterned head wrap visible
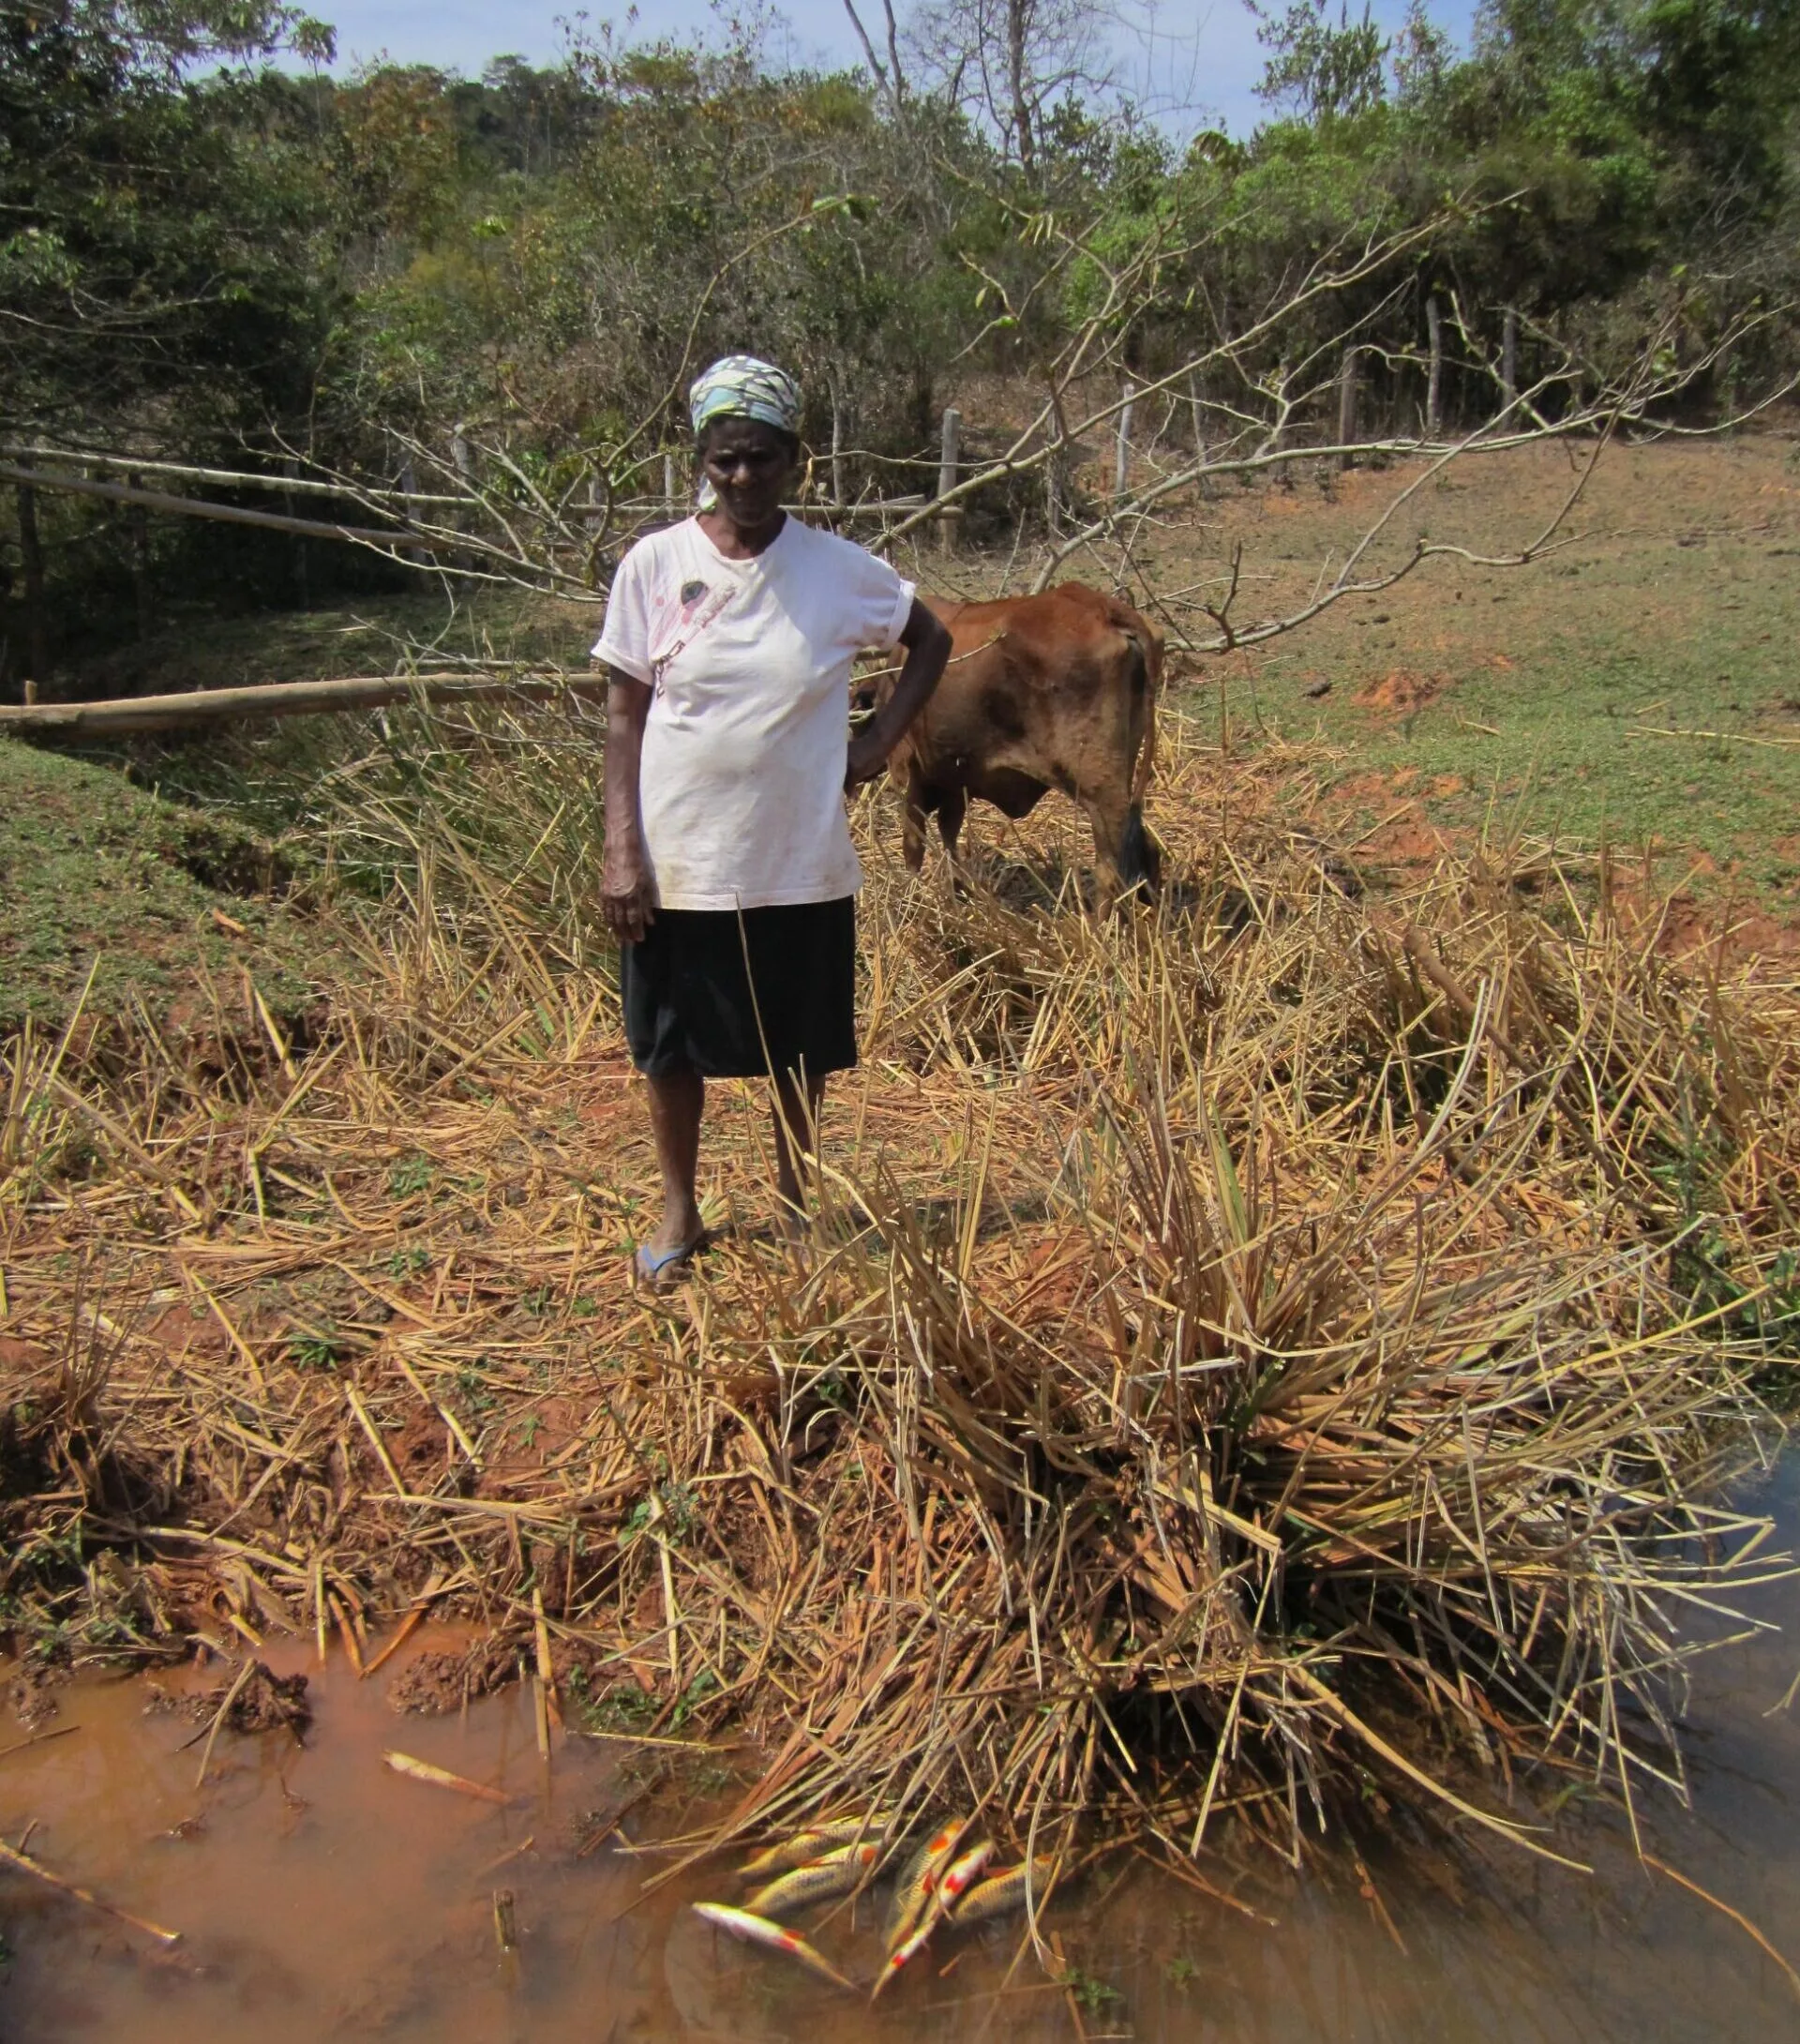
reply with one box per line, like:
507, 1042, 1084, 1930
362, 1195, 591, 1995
689, 354, 802, 438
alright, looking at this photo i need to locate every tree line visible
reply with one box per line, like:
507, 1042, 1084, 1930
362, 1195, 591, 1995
2, 0, 1795, 685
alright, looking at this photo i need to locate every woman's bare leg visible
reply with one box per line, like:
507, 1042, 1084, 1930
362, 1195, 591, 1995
771, 1071, 826, 1227
644, 1068, 706, 1254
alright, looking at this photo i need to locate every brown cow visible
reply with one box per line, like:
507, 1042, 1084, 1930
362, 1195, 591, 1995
880, 582, 1163, 895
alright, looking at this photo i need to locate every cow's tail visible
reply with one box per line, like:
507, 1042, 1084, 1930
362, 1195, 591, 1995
1129, 638, 1159, 806
1120, 622, 1164, 893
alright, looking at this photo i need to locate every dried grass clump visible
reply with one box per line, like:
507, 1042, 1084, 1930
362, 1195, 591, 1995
2, 701, 1796, 1881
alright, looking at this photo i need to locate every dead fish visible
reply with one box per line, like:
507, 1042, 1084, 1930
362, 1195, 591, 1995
870, 1840, 994, 2002
940, 1841, 995, 1905
744, 1842, 879, 1918
882, 1815, 970, 1955
692, 1901, 859, 1993
953, 1857, 1059, 1924
739, 1815, 888, 1880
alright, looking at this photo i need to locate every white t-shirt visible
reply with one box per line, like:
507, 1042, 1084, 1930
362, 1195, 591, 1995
592, 516, 915, 911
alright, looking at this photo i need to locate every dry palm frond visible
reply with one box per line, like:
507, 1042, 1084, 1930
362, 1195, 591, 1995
2, 701, 1796, 1877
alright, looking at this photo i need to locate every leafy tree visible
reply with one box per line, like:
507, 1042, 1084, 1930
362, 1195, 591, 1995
1251, 0, 1390, 123
0, 0, 338, 433
1635, 0, 1800, 223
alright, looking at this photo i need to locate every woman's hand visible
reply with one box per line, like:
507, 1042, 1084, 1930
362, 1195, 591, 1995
844, 723, 890, 790
602, 833, 657, 943
603, 669, 656, 944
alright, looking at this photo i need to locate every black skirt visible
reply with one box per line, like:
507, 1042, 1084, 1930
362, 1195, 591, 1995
622, 896, 858, 1080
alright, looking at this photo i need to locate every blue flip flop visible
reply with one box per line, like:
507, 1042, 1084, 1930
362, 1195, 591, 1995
634, 1232, 708, 1285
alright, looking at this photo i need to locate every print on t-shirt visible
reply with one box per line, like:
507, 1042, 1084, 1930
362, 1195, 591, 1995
649, 575, 736, 693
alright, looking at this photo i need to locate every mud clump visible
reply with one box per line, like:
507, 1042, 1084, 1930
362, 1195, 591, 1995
387, 1637, 519, 1716
199, 1661, 312, 1740
6, 1662, 66, 1729
1353, 668, 1446, 713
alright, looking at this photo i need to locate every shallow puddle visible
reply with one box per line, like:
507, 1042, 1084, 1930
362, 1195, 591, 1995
3, 1465, 1799, 2041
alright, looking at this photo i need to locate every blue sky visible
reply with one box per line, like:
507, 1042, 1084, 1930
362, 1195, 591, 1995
311, 1, 1478, 139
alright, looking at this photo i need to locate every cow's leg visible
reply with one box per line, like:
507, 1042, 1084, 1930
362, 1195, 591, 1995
902, 765, 930, 873
937, 785, 967, 866
1118, 801, 1161, 892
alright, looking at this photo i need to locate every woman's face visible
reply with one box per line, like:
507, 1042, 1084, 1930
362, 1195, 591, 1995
699, 416, 798, 530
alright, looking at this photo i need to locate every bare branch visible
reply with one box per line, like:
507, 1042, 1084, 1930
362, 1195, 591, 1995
842, 0, 908, 117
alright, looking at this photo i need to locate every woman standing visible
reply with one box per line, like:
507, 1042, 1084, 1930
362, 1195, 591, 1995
597, 356, 952, 1282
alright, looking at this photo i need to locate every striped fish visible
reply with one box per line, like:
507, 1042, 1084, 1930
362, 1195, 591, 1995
691, 1901, 858, 1993
739, 1816, 888, 1881
882, 1816, 970, 1955
952, 1857, 1059, 1924
744, 1842, 880, 1919
870, 1840, 995, 2003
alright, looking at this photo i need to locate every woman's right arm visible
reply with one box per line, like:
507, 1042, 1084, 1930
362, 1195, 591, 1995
602, 669, 656, 943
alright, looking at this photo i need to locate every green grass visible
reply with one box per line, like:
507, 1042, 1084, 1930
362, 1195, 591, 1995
2, 579, 598, 1030
1148, 433, 1800, 912
1303, 527, 1800, 894
0, 736, 324, 1028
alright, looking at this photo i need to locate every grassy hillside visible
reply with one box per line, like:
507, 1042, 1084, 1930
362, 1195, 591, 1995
1167, 433, 1800, 909
0, 737, 322, 1029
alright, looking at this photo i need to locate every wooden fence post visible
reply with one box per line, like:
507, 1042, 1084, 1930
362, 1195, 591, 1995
282, 456, 310, 607
1337, 346, 1360, 468
662, 452, 678, 511
1115, 376, 1134, 497
829, 374, 848, 508
1425, 294, 1443, 438
1501, 308, 1519, 414
450, 427, 478, 571
585, 470, 604, 580
1189, 371, 1213, 497
17, 478, 48, 699
399, 457, 428, 564
937, 404, 962, 553
128, 472, 153, 641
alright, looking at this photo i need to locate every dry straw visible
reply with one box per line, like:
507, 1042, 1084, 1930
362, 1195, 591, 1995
2, 698, 1797, 1887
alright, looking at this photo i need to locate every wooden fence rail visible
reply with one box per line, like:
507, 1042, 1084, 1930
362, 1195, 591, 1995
2, 459, 937, 550
0, 671, 596, 737
0, 461, 439, 553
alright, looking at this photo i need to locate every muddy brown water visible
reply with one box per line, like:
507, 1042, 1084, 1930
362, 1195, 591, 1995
3, 1468, 1799, 2041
